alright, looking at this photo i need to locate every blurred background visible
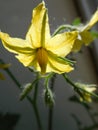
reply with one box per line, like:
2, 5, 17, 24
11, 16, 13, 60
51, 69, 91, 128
0, 0, 98, 130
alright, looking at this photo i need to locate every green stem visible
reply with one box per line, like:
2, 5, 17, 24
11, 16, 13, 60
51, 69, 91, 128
63, 74, 98, 99
33, 73, 39, 102
63, 73, 98, 127
52, 24, 76, 36
48, 74, 56, 130
48, 107, 53, 130
1, 59, 43, 130
44, 73, 55, 130
0, 59, 21, 88
32, 103, 43, 130
32, 73, 43, 130
25, 88, 43, 130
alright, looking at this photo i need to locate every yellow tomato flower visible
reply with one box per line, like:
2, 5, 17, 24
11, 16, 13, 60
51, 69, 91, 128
72, 10, 98, 52
0, 2, 77, 74
76, 82, 96, 102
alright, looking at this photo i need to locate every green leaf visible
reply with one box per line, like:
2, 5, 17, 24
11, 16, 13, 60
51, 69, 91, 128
72, 18, 81, 26
91, 30, 98, 38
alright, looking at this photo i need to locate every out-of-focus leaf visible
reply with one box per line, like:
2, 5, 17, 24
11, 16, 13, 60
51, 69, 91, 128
91, 30, 98, 38
72, 18, 81, 26
0, 73, 5, 80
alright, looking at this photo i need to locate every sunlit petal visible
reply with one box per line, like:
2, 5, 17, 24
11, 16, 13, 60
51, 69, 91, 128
82, 10, 98, 31
0, 32, 33, 54
0, 2, 78, 74
26, 1, 51, 48
72, 10, 98, 52
46, 31, 78, 57
72, 39, 82, 52
72, 31, 94, 51
46, 51, 73, 74
80, 31, 94, 45
16, 53, 36, 67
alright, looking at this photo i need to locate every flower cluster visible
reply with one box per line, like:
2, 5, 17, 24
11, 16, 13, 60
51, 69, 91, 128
0, 1, 98, 75
0, 1, 98, 103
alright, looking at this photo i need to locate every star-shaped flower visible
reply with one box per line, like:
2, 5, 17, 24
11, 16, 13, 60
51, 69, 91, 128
0, 2, 77, 74
72, 10, 98, 51
75, 82, 97, 102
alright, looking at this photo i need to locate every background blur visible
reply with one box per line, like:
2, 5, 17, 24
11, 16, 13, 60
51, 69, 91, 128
0, 0, 98, 130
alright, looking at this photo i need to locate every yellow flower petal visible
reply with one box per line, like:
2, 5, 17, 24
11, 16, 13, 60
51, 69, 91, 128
16, 53, 36, 67
72, 10, 98, 52
83, 10, 98, 31
72, 39, 82, 52
46, 31, 78, 57
80, 31, 94, 45
46, 51, 73, 74
76, 82, 96, 102
26, 1, 51, 48
0, 32, 33, 54
0, 2, 76, 75
72, 31, 93, 52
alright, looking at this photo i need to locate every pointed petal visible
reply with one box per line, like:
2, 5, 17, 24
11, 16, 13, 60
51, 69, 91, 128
72, 39, 82, 52
16, 53, 36, 67
80, 31, 94, 45
26, 2, 51, 48
46, 31, 78, 57
72, 31, 93, 52
17, 53, 40, 73
0, 32, 33, 54
46, 51, 73, 74
83, 10, 98, 31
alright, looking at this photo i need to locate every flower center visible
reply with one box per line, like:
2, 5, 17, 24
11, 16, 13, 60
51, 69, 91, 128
37, 48, 48, 74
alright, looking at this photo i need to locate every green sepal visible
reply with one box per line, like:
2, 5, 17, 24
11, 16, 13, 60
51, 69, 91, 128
52, 24, 78, 36
58, 56, 76, 66
20, 83, 34, 100
44, 87, 54, 107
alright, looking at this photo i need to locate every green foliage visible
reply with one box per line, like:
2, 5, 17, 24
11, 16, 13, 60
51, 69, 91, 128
91, 30, 98, 38
72, 18, 81, 26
